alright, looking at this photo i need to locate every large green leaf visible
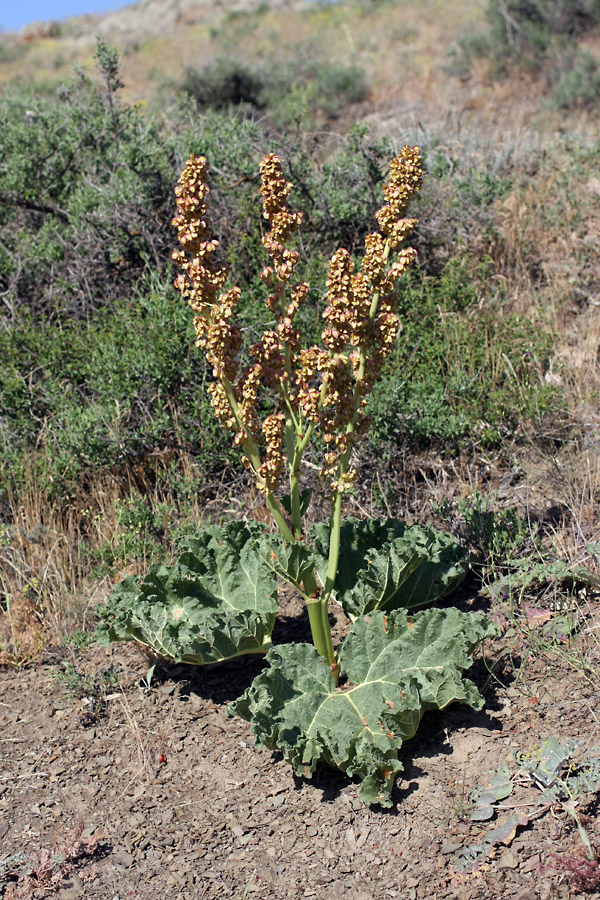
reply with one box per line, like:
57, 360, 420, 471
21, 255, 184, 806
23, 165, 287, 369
311, 517, 468, 618
230, 607, 497, 806
256, 531, 316, 594
95, 521, 278, 664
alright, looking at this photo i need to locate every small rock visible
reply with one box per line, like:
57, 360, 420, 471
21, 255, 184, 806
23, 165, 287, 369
114, 849, 135, 868
440, 841, 462, 854
520, 853, 541, 873
356, 828, 370, 848
58, 887, 81, 900
497, 850, 519, 869
514, 889, 536, 900
418, 836, 435, 848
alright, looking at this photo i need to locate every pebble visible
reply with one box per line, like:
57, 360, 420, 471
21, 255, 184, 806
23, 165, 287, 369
520, 853, 541, 873
57, 877, 83, 900
440, 841, 462, 854
514, 890, 536, 900
497, 849, 519, 869
114, 849, 135, 868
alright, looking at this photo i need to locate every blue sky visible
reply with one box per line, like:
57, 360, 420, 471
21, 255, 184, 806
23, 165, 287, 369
0, 0, 131, 32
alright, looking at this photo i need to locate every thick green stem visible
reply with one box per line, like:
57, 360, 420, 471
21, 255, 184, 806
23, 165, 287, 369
289, 467, 302, 539
265, 494, 294, 542
322, 490, 343, 603
285, 413, 303, 539
302, 566, 338, 682
288, 424, 307, 539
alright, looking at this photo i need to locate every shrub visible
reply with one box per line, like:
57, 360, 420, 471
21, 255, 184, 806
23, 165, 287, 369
0, 44, 176, 320
0, 287, 232, 498
180, 57, 265, 111
454, 0, 600, 108
180, 53, 369, 126
487, 0, 600, 67
366, 261, 559, 450
549, 49, 600, 108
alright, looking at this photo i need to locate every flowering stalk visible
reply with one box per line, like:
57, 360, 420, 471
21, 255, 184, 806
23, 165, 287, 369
172, 147, 423, 678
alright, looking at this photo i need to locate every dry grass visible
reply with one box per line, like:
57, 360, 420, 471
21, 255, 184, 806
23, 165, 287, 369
0, 471, 111, 664
0, 442, 237, 666
0, 452, 197, 664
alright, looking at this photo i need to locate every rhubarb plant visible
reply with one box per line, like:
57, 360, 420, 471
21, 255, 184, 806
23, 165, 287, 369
96, 522, 278, 664
97, 148, 497, 804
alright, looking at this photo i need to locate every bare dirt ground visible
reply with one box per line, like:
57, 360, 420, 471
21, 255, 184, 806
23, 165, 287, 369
1, 584, 599, 900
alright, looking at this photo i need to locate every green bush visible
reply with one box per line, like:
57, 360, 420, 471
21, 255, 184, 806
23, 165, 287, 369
487, 0, 600, 67
454, 0, 600, 108
0, 43, 180, 319
549, 49, 600, 108
180, 53, 368, 126
384, 132, 518, 280
0, 287, 232, 497
366, 261, 559, 450
180, 57, 265, 111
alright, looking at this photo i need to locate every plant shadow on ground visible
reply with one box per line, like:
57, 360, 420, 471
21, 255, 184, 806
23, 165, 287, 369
142, 599, 323, 704
148, 656, 267, 705
285, 697, 506, 810
141, 595, 509, 811
289, 761, 429, 809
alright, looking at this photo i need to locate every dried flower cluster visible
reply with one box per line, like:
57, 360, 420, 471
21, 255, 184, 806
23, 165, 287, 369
172, 147, 423, 498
